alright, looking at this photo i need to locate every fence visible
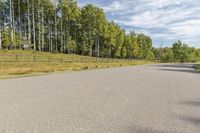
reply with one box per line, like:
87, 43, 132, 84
0, 54, 135, 63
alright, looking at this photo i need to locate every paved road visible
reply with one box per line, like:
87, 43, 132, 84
0, 64, 200, 133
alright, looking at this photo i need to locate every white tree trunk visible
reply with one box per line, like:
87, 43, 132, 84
12, 0, 15, 49
48, 30, 50, 52
42, 2, 44, 51
38, 0, 41, 51
55, 4, 57, 51
27, 0, 31, 50
32, 0, 36, 51
51, 30, 53, 52
18, 0, 22, 49
10, 0, 13, 49
60, 11, 63, 53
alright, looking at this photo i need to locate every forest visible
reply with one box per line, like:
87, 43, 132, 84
0, 0, 200, 62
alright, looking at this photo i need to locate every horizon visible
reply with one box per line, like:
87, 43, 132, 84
77, 0, 200, 48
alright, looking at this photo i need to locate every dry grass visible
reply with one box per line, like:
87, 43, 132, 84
0, 50, 155, 79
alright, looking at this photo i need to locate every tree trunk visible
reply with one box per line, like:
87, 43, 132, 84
89, 23, 92, 56
41, 2, 44, 51
54, 5, 57, 52
38, 0, 41, 51
24, 23, 27, 49
60, 10, 63, 53
10, 0, 13, 49
18, 0, 22, 49
32, 0, 36, 51
97, 33, 100, 57
27, 0, 31, 50
50, 30, 53, 52
48, 28, 50, 52
12, 0, 15, 49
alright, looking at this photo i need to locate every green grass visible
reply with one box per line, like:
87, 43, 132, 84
0, 50, 155, 79
194, 64, 200, 71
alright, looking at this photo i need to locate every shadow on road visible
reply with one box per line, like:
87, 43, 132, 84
125, 126, 171, 133
176, 99, 200, 126
180, 100, 200, 107
176, 115, 200, 125
159, 69, 199, 74
155, 64, 194, 69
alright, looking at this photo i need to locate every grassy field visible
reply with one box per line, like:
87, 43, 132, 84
0, 50, 154, 79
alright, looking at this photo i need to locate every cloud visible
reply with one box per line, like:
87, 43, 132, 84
77, 0, 200, 47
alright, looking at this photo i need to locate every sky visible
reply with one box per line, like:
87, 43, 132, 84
77, 0, 200, 48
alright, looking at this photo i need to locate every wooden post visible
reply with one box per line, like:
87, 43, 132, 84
15, 55, 18, 62
33, 56, 36, 62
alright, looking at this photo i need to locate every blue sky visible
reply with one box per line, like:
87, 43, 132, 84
77, 0, 200, 48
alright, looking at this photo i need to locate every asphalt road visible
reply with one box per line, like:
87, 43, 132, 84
0, 64, 200, 133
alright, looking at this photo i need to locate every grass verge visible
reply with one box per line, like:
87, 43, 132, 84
0, 61, 154, 79
0, 50, 155, 79
194, 64, 200, 72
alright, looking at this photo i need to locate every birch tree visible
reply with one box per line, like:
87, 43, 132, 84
27, 0, 31, 49
32, 0, 36, 50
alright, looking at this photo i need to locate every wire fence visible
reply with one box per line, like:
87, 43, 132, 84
0, 54, 138, 63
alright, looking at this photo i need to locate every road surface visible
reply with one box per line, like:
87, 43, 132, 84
0, 64, 200, 133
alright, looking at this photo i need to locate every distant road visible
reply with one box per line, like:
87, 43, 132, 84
0, 64, 200, 133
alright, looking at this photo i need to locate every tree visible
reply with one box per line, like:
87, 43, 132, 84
115, 28, 125, 58
194, 49, 200, 61
58, 0, 81, 53
66, 35, 76, 54
172, 40, 189, 62
160, 48, 174, 63
126, 32, 139, 58
81, 4, 105, 56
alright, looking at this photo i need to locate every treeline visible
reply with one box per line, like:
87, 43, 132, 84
0, 0, 154, 59
1, 0, 199, 62
153, 40, 200, 63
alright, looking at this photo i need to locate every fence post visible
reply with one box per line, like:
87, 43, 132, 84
15, 55, 18, 62
33, 56, 36, 62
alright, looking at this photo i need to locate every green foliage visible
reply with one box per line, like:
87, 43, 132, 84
126, 32, 139, 58
194, 49, 200, 61
160, 48, 174, 63
194, 64, 200, 71
172, 40, 188, 62
154, 40, 200, 63
66, 35, 76, 54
